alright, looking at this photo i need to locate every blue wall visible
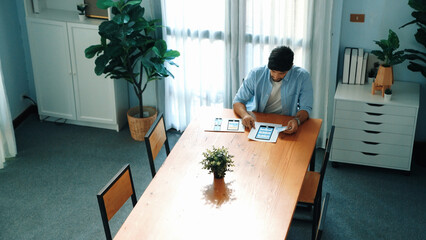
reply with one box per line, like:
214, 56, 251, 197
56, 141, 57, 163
0, 0, 31, 119
339, 0, 426, 141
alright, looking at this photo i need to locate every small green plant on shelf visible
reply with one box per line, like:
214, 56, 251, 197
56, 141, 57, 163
371, 29, 406, 67
77, 3, 88, 15
385, 88, 392, 95
201, 146, 235, 179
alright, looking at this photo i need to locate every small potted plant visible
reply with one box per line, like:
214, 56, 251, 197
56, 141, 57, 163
371, 29, 406, 96
367, 62, 379, 84
384, 88, 392, 101
77, 3, 88, 21
201, 146, 235, 179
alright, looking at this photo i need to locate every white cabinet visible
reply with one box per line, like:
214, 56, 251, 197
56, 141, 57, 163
24, 1, 128, 131
331, 81, 419, 171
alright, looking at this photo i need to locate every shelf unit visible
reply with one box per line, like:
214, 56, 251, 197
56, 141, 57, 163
331, 81, 419, 171
23, 0, 128, 131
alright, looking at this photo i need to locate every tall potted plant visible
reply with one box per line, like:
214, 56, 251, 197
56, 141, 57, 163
399, 0, 426, 78
85, 0, 179, 141
371, 29, 406, 96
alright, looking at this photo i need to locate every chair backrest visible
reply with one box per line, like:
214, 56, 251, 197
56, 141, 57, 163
145, 113, 170, 178
318, 126, 335, 186
97, 164, 137, 240
315, 192, 330, 240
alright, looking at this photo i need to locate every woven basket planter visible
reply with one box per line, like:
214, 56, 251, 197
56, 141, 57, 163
127, 106, 157, 141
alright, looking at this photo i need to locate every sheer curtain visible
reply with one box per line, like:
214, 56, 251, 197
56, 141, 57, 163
308, 0, 334, 147
161, 0, 333, 139
0, 59, 17, 169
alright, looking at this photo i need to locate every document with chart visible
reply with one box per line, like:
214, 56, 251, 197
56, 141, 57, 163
205, 118, 245, 132
248, 122, 287, 142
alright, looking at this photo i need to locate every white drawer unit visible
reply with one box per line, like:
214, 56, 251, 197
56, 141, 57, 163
331, 81, 419, 171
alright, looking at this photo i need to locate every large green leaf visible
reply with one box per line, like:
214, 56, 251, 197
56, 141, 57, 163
154, 40, 167, 56
415, 27, 426, 48
99, 21, 120, 39
97, 0, 119, 9
85, 44, 103, 58
123, 0, 142, 8
164, 50, 180, 59
113, 14, 130, 24
407, 61, 426, 77
408, 0, 426, 12
94, 54, 110, 75
388, 29, 400, 49
371, 50, 385, 61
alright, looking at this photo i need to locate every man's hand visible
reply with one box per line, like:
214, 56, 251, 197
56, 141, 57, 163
242, 115, 256, 129
233, 102, 256, 129
283, 119, 298, 134
283, 110, 309, 134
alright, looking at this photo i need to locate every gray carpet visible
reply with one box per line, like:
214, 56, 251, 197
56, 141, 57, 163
1, 114, 425, 239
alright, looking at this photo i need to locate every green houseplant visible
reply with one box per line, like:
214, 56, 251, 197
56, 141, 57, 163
371, 29, 406, 96
399, 0, 426, 77
201, 146, 235, 179
77, 3, 88, 21
85, 0, 180, 140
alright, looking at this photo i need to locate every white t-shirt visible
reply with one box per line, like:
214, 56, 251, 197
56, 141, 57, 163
264, 79, 283, 114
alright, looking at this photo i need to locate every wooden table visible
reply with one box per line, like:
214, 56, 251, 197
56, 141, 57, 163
115, 108, 322, 240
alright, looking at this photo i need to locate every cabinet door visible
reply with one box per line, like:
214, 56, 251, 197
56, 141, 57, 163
27, 18, 76, 119
67, 23, 117, 124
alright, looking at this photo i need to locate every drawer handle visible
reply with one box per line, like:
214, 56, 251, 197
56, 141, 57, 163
365, 121, 382, 125
362, 141, 379, 145
366, 112, 383, 116
364, 130, 381, 134
362, 152, 378, 156
367, 103, 384, 107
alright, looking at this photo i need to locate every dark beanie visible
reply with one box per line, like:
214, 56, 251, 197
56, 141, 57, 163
268, 46, 294, 72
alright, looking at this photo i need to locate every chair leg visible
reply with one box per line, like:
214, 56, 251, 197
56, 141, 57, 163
312, 197, 321, 240
310, 148, 316, 171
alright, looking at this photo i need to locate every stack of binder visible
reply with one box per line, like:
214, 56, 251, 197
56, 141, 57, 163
342, 47, 369, 84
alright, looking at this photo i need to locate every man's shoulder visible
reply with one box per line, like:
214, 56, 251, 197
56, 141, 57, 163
246, 65, 269, 82
291, 65, 309, 75
289, 65, 310, 80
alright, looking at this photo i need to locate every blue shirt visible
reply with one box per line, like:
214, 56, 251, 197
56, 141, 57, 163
233, 65, 313, 116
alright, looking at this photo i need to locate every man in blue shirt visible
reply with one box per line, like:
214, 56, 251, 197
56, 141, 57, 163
233, 46, 313, 134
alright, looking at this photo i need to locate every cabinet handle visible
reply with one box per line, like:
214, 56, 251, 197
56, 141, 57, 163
367, 103, 384, 107
362, 152, 378, 156
364, 130, 381, 134
362, 141, 379, 145
366, 112, 383, 116
365, 121, 382, 125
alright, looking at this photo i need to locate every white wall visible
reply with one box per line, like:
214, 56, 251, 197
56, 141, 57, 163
339, 0, 426, 141
0, 0, 31, 119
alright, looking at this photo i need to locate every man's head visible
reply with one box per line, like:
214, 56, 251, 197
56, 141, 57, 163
268, 46, 294, 81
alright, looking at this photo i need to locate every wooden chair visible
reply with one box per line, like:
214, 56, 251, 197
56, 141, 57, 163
97, 164, 137, 240
145, 112, 170, 178
315, 192, 330, 240
297, 126, 335, 240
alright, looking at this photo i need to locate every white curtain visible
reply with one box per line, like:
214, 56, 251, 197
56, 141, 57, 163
308, 0, 334, 147
0, 59, 17, 169
161, 0, 334, 139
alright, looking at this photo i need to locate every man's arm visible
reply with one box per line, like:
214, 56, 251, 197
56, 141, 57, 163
283, 110, 309, 134
233, 102, 256, 129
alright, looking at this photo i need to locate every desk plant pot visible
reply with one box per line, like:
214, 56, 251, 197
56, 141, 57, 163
384, 88, 392, 101
85, 0, 179, 141
127, 106, 157, 141
201, 146, 235, 179
77, 3, 87, 21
